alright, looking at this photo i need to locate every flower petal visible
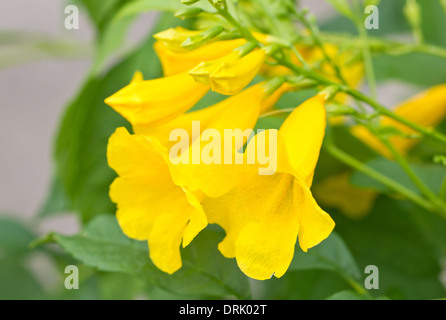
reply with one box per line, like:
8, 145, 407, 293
154, 38, 247, 76
209, 49, 265, 95
203, 173, 298, 280
203, 171, 334, 280
107, 127, 207, 274
296, 181, 336, 252
105, 72, 209, 127
279, 95, 327, 186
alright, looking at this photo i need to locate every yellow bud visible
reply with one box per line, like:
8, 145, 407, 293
105, 71, 209, 126
189, 49, 265, 95
153, 27, 202, 53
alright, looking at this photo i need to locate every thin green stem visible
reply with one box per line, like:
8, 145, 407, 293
290, 45, 311, 70
319, 33, 446, 61
354, 1, 377, 99
259, 108, 294, 119
289, 7, 347, 85
209, 0, 258, 44
380, 137, 445, 212
325, 143, 440, 215
344, 88, 446, 145
341, 274, 367, 295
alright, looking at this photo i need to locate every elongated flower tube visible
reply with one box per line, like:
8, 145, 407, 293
189, 48, 266, 95
153, 27, 202, 53
133, 83, 265, 145
104, 71, 209, 127
352, 84, 446, 158
195, 95, 335, 280
154, 38, 247, 76
133, 81, 291, 145
107, 127, 207, 274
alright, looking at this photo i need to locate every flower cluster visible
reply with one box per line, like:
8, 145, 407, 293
104, 26, 341, 280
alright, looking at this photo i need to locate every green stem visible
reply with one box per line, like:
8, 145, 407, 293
354, 1, 377, 99
210, 0, 259, 44
213, 0, 446, 150
341, 274, 367, 295
324, 143, 439, 215
380, 137, 445, 211
290, 45, 311, 70
344, 88, 446, 145
289, 7, 347, 84
319, 32, 446, 61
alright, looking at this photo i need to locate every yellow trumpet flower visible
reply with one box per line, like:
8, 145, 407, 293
133, 83, 268, 145
104, 71, 209, 127
194, 95, 335, 280
106, 83, 285, 275
107, 127, 207, 274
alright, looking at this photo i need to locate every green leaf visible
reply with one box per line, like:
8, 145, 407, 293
0, 259, 44, 299
252, 269, 352, 300
98, 272, 145, 300
418, 0, 446, 47
73, 0, 125, 32
374, 52, 446, 87
38, 175, 72, 217
49, 215, 250, 299
321, 0, 408, 36
333, 196, 446, 299
0, 217, 35, 257
289, 233, 361, 282
326, 290, 372, 300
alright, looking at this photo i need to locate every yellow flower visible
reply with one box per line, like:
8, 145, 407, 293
107, 83, 284, 275
194, 95, 335, 280
133, 81, 292, 144
104, 71, 209, 127
153, 27, 202, 53
189, 48, 266, 95
352, 84, 446, 158
133, 83, 269, 146
107, 127, 207, 274
154, 38, 247, 76
313, 172, 378, 219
